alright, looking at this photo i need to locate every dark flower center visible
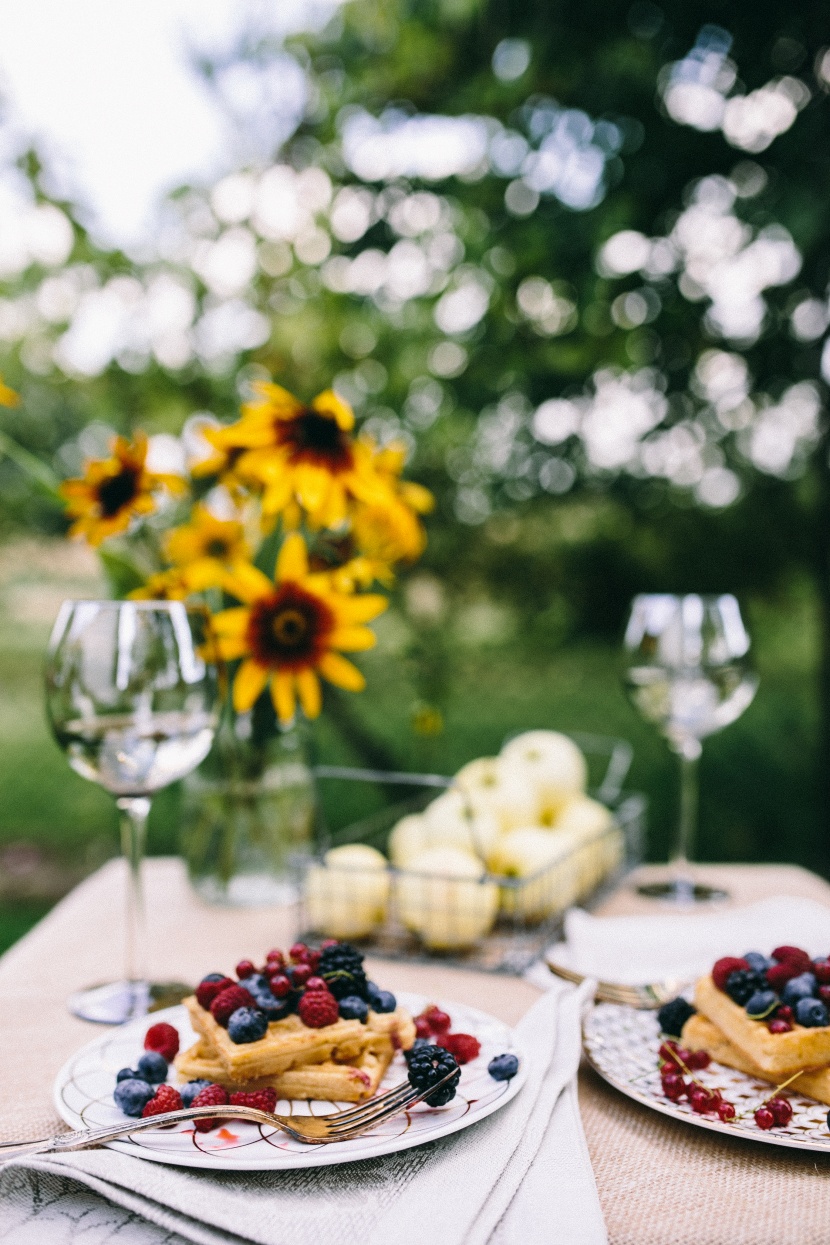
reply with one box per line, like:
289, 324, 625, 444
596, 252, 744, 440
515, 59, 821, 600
206, 538, 229, 558
309, 531, 357, 572
277, 409, 353, 471
246, 583, 334, 669
97, 468, 140, 517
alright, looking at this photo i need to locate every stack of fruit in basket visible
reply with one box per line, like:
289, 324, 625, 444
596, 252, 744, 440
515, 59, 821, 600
306, 730, 624, 951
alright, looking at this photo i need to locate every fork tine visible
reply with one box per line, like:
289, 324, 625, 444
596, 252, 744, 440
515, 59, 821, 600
324, 1088, 421, 1134
319, 1079, 414, 1125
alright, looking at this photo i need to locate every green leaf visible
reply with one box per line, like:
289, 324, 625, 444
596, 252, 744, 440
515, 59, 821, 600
97, 549, 146, 599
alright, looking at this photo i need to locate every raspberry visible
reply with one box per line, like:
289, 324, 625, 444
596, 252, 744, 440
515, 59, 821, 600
269, 974, 292, 998
768, 1096, 793, 1126
141, 1084, 183, 1118
144, 1022, 179, 1063
414, 1016, 432, 1040
305, 976, 327, 991
229, 1088, 278, 1113
772, 945, 811, 970
290, 942, 309, 962
196, 975, 234, 1010
717, 1100, 736, 1122
298, 989, 339, 1028
211, 985, 256, 1027
191, 1083, 229, 1132
438, 1033, 481, 1064
767, 1018, 793, 1033
236, 960, 256, 979
291, 964, 312, 987
685, 1050, 710, 1071
423, 1006, 451, 1034
754, 1106, 774, 1130
766, 962, 805, 991
712, 957, 750, 992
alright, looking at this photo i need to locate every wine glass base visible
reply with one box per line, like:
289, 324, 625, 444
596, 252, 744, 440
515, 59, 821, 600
636, 879, 729, 903
68, 979, 192, 1025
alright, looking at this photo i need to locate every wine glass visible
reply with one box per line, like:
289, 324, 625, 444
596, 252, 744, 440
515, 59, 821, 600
622, 594, 758, 903
45, 600, 221, 1023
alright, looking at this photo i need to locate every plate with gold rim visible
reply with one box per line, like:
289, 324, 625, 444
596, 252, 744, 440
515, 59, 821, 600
583, 1001, 830, 1152
54, 992, 526, 1170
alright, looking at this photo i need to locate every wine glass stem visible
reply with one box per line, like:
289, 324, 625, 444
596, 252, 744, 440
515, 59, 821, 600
671, 738, 702, 880
116, 796, 151, 985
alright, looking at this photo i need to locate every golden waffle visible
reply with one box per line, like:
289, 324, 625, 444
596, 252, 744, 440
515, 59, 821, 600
682, 1013, 830, 1107
183, 995, 415, 1081
694, 974, 830, 1076
175, 1038, 394, 1102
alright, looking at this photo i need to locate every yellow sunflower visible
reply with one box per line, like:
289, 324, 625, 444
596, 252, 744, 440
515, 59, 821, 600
212, 532, 386, 723
0, 375, 20, 407
60, 433, 185, 546
201, 382, 386, 528
128, 568, 193, 601
163, 504, 251, 591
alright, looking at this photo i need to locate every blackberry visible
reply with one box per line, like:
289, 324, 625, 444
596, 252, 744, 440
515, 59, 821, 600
724, 969, 764, 1006
656, 997, 696, 1039
406, 1043, 461, 1106
318, 942, 369, 1001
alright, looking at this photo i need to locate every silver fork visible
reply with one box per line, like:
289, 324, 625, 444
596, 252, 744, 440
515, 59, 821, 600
546, 957, 689, 1009
0, 1071, 459, 1158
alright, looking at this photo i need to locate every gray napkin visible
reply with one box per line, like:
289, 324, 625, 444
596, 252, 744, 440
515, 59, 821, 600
0, 982, 605, 1245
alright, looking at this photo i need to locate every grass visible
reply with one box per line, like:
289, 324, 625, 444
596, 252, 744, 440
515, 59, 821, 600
0, 539, 822, 954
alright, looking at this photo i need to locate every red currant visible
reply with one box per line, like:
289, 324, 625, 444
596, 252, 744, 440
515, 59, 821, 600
661, 1074, 686, 1101
265, 949, 284, 966
269, 974, 292, 998
814, 960, 830, 985
414, 1016, 432, 1040
768, 1096, 793, 1126
689, 1087, 710, 1114
235, 959, 256, 979
717, 1100, 736, 1122
290, 942, 309, 963
819, 986, 830, 1005
291, 964, 312, 986
685, 1050, 710, 1071
754, 1106, 774, 1130
304, 976, 327, 992
307, 950, 321, 971
775, 1005, 794, 1022
767, 1019, 793, 1034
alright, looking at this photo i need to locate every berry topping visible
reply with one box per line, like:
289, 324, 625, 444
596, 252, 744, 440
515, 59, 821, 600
745, 990, 779, 1019
298, 988, 340, 1028
367, 986, 397, 1014
795, 997, 829, 1028
227, 1006, 269, 1044
725, 970, 764, 1006
781, 973, 818, 1008
269, 974, 292, 998
423, 1005, 452, 1034
305, 976, 327, 991
307, 950, 322, 971
657, 997, 696, 1038
141, 1084, 183, 1118
116, 1067, 140, 1083
685, 1049, 711, 1071
191, 1083, 229, 1131
743, 952, 773, 974
114, 1078, 155, 1117
488, 1053, 520, 1081
717, 1100, 736, 1122
767, 1018, 793, 1033
406, 1043, 461, 1106
712, 957, 750, 991
338, 995, 369, 1022
291, 964, 312, 987
754, 1106, 775, 1130
660, 1073, 686, 1102
689, 1087, 716, 1114
659, 1042, 690, 1070
772, 946, 811, 970
265, 947, 284, 963
236, 960, 256, 979
290, 942, 309, 962
136, 1051, 168, 1083
321, 938, 338, 948
229, 1088, 278, 1113
414, 1016, 432, 1040
210, 985, 256, 1027
144, 1022, 179, 1063
180, 1079, 212, 1107
438, 1033, 481, 1064
318, 942, 369, 1000
776, 1004, 794, 1022
815, 960, 830, 985
766, 961, 805, 991
196, 974, 235, 1010
768, 1096, 793, 1126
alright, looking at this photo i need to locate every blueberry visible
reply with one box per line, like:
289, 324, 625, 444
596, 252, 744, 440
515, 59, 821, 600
657, 997, 696, 1038
488, 1053, 520, 1082
781, 973, 817, 1007
743, 952, 773, 974
114, 1077, 155, 1117
339, 995, 369, 1022
745, 990, 778, 1019
200, 972, 226, 984
137, 1051, 168, 1083
116, 1067, 141, 1083
227, 1006, 268, 1044
246, 981, 292, 1021
180, 1079, 212, 1107
725, 970, 763, 1005
367, 985, 396, 1013
796, 997, 829, 1028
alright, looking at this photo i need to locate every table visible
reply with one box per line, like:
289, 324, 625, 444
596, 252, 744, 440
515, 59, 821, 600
4, 857, 830, 1244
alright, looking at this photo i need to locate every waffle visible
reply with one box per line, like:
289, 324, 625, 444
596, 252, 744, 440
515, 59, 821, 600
183, 995, 415, 1081
175, 1038, 394, 1102
694, 974, 830, 1075
682, 1013, 830, 1106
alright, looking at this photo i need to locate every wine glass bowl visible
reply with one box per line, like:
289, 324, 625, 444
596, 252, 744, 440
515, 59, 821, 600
45, 600, 221, 1022
623, 594, 758, 902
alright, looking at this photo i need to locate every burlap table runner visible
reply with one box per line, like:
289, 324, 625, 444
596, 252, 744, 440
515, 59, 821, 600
3, 858, 830, 1243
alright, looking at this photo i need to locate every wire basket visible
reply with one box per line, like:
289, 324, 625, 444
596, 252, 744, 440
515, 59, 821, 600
296, 733, 645, 974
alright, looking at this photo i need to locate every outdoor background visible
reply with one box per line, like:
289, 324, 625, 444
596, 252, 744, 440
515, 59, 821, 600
0, 0, 827, 951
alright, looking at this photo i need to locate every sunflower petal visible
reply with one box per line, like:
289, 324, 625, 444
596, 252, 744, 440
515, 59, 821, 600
329, 626, 377, 652
296, 668, 322, 719
233, 660, 269, 712
223, 563, 273, 604
312, 389, 355, 430
334, 594, 388, 623
318, 652, 366, 692
276, 532, 308, 582
215, 635, 250, 661
295, 464, 331, 514
211, 607, 250, 636
271, 671, 296, 724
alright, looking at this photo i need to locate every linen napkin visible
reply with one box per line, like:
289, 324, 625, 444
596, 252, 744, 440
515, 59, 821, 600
0, 979, 606, 1245
541, 895, 830, 986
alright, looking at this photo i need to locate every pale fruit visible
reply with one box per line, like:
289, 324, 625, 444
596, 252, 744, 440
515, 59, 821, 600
553, 795, 613, 839
422, 789, 501, 859
488, 826, 579, 922
453, 756, 541, 832
395, 846, 498, 949
552, 796, 615, 897
500, 730, 587, 819
305, 843, 390, 939
388, 813, 433, 868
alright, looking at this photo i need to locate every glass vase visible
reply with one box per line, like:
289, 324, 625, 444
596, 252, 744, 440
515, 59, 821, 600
180, 696, 316, 906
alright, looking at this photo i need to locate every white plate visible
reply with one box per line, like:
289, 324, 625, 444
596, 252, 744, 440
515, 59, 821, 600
54, 991, 526, 1170
584, 1001, 830, 1152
